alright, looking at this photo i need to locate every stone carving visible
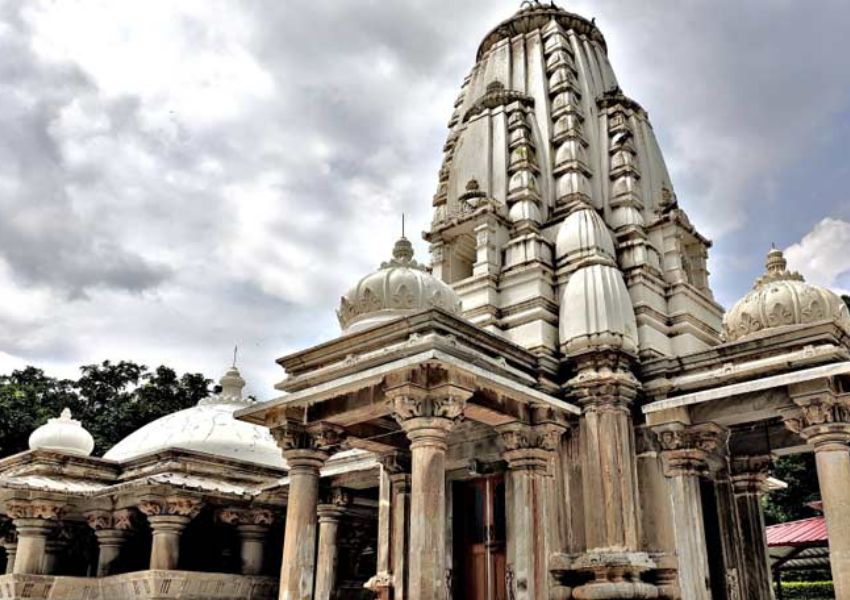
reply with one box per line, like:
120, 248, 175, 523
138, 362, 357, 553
138, 496, 202, 519
781, 395, 850, 448
654, 422, 728, 477
723, 248, 850, 341
270, 421, 345, 454
462, 80, 534, 123
337, 237, 462, 332
389, 391, 468, 424
217, 508, 274, 527
5, 499, 64, 521
730, 455, 773, 495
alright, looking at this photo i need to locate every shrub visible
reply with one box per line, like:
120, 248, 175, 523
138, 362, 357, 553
779, 581, 834, 600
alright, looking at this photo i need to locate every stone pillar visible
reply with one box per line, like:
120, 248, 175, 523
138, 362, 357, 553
387, 367, 473, 600
42, 538, 66, 575
2, 540, 17, 575
557, 354, 658, 598
217, 508, 274, 576
87, 509, 134, 577
655, 422, 727, 600
497, 409, 566, 600
315, 490, 348, 600
139, 496, 201, 570
713, 473, 745, 600
782, 385, 850, 600
389, 472, 411, 600
365, 452, 410, 600
271, 421, 344, 600
730, 455, 773, 600
5, 500, 62, 575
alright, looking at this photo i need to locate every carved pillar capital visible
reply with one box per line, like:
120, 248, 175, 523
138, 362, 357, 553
654, 422, 728, 477
781, 392, 850, 451
377, 450, 411, 475
568, 354, 640, 413
271, 420, 345, 468
138, 495, 202, 532
85, 508, 136, 532
317, 488, 350, 523
388, 386, 471, 449
730, 454, 773, 496
497, 420, 566, 472
5, 499, 64, 523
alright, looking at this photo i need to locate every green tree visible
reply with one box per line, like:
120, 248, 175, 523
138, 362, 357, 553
764, 453, 821, 525
0, 361, 210, 456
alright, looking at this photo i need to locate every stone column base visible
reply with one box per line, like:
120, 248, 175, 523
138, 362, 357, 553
364, 572, 393, 600
551, 551, 660, 599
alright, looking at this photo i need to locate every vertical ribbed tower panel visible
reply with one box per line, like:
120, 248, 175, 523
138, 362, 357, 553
425, 2, 723, 365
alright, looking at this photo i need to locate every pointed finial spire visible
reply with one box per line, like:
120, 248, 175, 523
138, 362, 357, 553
402, 213, 406, 239
232, 344, 238, 368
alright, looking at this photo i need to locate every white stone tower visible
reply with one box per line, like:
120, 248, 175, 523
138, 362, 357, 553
426, 2, 723, 373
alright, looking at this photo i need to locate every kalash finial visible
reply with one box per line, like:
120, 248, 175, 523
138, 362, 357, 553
381, 215, 425, 270
754, 245, 804, 287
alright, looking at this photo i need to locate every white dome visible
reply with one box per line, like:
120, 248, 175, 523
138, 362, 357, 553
723, 248, 850, 342
555, 205, 616, 266
103, 366, 283, 469
29, 408, 94, 457
337, 237, 462, 334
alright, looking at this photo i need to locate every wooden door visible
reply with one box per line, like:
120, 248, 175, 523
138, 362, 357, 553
453, 476, 507, 600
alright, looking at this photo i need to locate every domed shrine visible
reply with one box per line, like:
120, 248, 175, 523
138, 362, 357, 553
2, 3, 850, 600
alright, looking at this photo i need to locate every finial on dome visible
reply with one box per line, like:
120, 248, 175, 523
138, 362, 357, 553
28, 407, 95, 457
755, 246, 803, 287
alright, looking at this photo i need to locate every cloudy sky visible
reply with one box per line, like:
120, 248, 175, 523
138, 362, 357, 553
1, 0, 849, 397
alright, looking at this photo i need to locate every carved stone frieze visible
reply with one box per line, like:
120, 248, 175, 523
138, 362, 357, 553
653, 422, 728, 477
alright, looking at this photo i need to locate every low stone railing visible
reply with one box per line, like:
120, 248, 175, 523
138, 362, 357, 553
0, 570, 278, 600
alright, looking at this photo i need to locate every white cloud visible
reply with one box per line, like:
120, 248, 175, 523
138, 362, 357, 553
785, 218, 850, 295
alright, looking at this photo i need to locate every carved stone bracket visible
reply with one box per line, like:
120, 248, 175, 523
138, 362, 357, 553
138, 496, 202, 520
497, 417, 567, 472
216, 508, 274, 527
654, 422, 728, 478
85, 509, 135, 532
781, 393, 850, 451
4, 499, 64, 522
377, 450, 411, 475
730, 455, 773, 496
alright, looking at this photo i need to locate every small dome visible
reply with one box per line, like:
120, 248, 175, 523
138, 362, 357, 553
555, 205, 616, 266
560, 263, 638, 356
723, 248, 850, 342
104, 366, 283, 468
337, 236, 462, 334
29, 408, 95, 457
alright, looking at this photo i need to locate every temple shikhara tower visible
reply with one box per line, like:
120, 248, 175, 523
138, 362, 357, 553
1, 3, 850, 600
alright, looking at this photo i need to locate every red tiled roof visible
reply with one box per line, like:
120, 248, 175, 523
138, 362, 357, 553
766, 516, 828, 547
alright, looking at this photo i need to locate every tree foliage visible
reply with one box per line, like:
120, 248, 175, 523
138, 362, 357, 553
0, 361, 210, 456
763, 453, 821, 525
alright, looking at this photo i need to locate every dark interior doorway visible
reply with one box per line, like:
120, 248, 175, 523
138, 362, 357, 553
452, 475, 507, 600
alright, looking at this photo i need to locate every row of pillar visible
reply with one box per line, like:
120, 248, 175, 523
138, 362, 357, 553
272, 367, 571, 600
1, 497, 277, 578
650, 377, 850, 600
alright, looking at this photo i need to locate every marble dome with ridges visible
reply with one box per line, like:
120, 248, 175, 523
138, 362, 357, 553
723, 248, 850, 342
337, 237, 462, 334
103, 365, 282, 468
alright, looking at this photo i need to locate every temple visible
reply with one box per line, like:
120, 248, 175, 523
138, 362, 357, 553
2, 3, 850, 600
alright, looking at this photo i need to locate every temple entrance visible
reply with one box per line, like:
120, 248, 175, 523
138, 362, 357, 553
452, 475, 507, 600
